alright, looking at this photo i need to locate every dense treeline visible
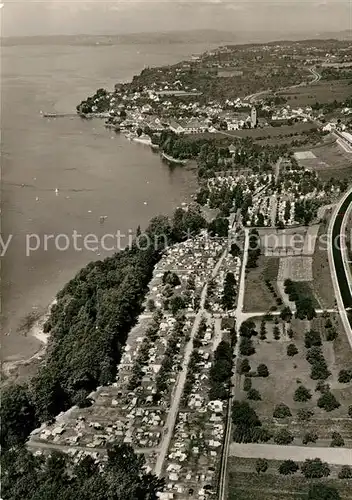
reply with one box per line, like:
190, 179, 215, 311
1, 210, 209, 498
209, 340, 233, 400
1, 444, 164, 500
284, 279, 316, 320
1, 211, 208, 448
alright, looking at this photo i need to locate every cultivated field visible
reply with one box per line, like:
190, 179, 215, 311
243, 256, 280, 312
258, 226, 320, 257
295, 142, 352, 181
276, 79, 352, 107
277, 256, 313, 282
222, 122, 317, 140
228, 457, 352, 500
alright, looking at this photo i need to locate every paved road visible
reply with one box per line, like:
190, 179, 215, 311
328, 187, 352, 350
243, 67, 321, 105
308, 66, 322, 84
218, 229, 249, 500
229, 443, 352, 466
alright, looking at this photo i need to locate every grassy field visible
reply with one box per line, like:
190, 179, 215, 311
228, 457, 352, 500
276, 79, 352, 107
311, 217, 336, 309
235, 314, 352, 446
243, 256, 280, 312
296, 142, 352, 181
222, 122, 317, 139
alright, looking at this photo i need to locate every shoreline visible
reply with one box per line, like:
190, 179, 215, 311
2, 300, 55, 379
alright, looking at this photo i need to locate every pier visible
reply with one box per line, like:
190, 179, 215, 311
41, 112, 78, 118
41, 112, 111, 119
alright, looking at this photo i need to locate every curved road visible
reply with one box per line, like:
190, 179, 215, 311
244, 66, 321, 104
328, 188, 352, 350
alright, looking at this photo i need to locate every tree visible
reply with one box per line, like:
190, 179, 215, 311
294, 385, 312, 402
273, 325, 280, 340
330, 432, 344, 447
280, 306, 293, 322
239, 337, 255, 356
72, 389, 93, 409
307, 484, 340, 500
338, 369, 352, 383
239, 358, 251, 374
287, 343, 298, 357
222, 272, 237, 310
255, 458, 268, 474
302, 431, 318, 445
243, 377, 252, 392
278, 460, 299, 475
274, 429, 294, 445
239, 320, 257, 338
247, 388, 261, 401
305, 330, 322, 348
169, 295, 186, 316
301, 458, 330, 479
162, 271, 181, 287
273, 403, 292, 419
338, 465, 352, 479
232, 401, 261, 428
287, 328, 294, 339
297, 408, 314, 422
147, 298, 156, 311
317, 392, 340, 412
257, 364, 269, 378
348, 405, 352, 418
259, 321, 267, 340
0, 384, 38, 449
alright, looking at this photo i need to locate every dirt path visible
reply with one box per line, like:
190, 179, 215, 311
229, 442, 352, 465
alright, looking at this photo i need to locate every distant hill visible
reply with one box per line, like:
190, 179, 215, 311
2, 29, 352, 47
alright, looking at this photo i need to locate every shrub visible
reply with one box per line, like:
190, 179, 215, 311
278, 460, 299, 475
239, 358, 251, 375
326, 328, 338, 341
273, 325, 280, 340
257, 364, 269, 378
297, 408, 314, 422
287, 343, 298, 357
317, 392, 340, 412
247, 388, 261, 401
305, 330, 322, 348
338, 465, 352, 479
348, 405, 352, 418
280, 306, 293, 322
259, 321, 267, 340
330, 432, 344, 447
302, 431, 318, 445
255, 458, 268, 474
338, 369, 352, 383
243, 377, 252, 392
239, 337, 255, 356
301, 458, 330, 479
273, 403, 292, 419
287, 328, 294, 339
294, 385, 312, 402
315, 381, 330, 393
274, 429, 294, 445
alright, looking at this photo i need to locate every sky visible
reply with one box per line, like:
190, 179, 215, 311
1, 0, 351, 37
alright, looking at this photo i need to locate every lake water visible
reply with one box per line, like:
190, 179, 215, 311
1, 42, 213, 361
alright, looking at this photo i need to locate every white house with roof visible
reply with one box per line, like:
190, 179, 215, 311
168, 120, 185, 134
